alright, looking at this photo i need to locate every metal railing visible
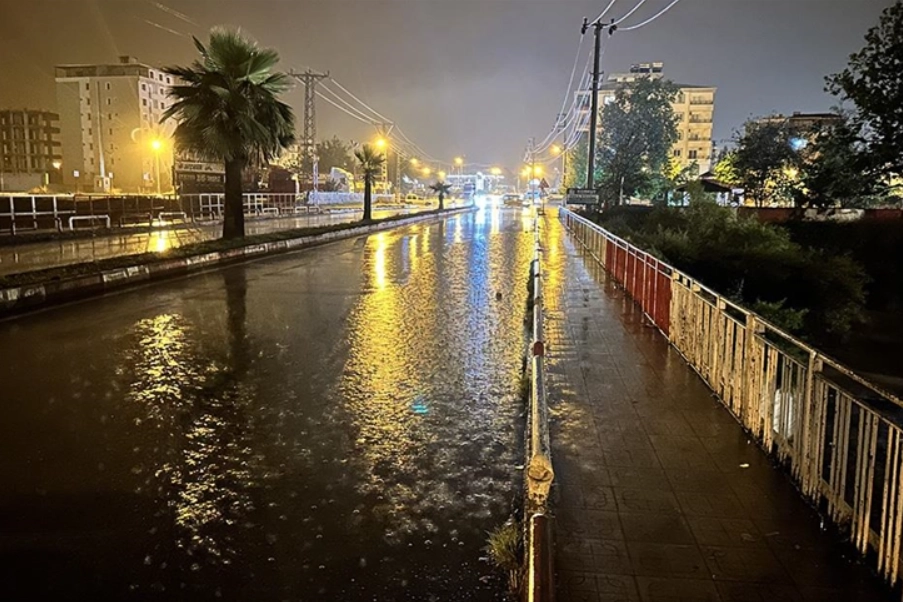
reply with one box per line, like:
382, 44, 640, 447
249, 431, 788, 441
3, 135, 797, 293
525, 215, 554, 602
560, 206, 903, 592
0, 193, 318, 234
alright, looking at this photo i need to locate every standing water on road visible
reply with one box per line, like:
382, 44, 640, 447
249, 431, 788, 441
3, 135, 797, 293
0, 208, 535, 601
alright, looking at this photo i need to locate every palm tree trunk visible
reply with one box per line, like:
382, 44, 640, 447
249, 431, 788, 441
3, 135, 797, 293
363, 176, 373, 221
223, 157, 246, 239
438, 193, 444, 211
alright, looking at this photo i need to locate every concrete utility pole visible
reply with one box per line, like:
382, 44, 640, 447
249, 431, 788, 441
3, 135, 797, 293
290, 69, 329, 190
581, 17, 616, 191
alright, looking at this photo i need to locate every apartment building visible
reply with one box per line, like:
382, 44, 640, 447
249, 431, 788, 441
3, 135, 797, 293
55, 56, 176, 193
0, 109, 62, 192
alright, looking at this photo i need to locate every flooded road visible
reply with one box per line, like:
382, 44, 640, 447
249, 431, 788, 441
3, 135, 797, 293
0, 207, 535, 601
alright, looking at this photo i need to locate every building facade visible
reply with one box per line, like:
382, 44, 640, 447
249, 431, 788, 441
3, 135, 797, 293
0, 109, 62, 192
55, 56, 175, 194
579, 62, 717, 175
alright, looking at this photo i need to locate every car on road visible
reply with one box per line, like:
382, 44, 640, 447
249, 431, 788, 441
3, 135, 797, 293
502, 193, 524, 206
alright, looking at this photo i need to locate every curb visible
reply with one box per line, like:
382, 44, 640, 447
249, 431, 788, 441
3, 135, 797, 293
0, 207, 472, 318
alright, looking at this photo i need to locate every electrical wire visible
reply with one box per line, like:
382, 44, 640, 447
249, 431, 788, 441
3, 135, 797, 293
314, 91, 375, 125
318, 83, 379, 124
613, 0, 649, 25
618, 0, 683, 30
328, 78, 392, 122
593, 0, 620, 23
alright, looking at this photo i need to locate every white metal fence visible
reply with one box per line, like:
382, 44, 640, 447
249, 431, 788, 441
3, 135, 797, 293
560, 206, 903, 593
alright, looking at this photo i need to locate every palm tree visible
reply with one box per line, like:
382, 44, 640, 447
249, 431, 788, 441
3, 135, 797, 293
354, 144, 385, 221
429, 181, 452, 211
162, 28, 295, 239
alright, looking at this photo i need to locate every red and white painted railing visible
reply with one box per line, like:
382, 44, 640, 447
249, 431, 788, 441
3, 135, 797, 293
560, 206, 903, 594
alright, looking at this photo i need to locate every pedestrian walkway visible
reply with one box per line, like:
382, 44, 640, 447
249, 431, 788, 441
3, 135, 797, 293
540, 213, 892, 601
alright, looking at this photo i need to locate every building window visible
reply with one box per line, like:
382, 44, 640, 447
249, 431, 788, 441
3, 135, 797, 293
85, 83, 90, 91
673, 149, 681, 157
153, 100, 159, 109
86, 98, 91, 105
142, 99, 147, 106
105, 82, 111, 91
688, 150, 698, 160
677, 132, 683, 140
109, 128, 113, 136
142, 83, 146, 91
88, 128, 92, 136
166, 76, 171, 84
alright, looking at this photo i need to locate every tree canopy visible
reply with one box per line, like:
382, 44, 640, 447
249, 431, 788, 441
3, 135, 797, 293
732, 120, 798, 206
596, 77, 679, 205
827, 0, 903, 181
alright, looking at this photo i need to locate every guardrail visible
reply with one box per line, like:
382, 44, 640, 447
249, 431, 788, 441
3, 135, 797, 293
560, 206, 903, 592
525, 215, 554, 602
0, 193, 319, 234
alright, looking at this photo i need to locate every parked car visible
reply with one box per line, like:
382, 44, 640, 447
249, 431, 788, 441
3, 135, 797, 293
404, 193, 421, 203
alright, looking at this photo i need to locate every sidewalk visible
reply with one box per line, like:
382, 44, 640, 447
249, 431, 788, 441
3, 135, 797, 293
540, 213, 891, 601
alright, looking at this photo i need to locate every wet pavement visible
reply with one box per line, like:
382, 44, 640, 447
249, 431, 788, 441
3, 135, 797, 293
0, 207, 424, 277
541, 212, 894, 601
0, 206, 533, 601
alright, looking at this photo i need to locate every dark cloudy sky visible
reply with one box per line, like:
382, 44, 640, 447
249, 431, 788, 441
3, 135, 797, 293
0, 0, 893, 168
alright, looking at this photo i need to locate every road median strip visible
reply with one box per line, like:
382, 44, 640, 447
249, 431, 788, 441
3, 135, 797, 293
0, 207, 472, 317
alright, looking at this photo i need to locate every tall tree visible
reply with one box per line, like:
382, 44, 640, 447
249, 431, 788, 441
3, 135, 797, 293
354, 144, 385, 221
795, 116, 878, 208
429, 181, 452, 211
596, 78, 679, 205
163, 28, 295, 239
561, 134, 588, 190
827, 1, 903, 181
296, 136, 354, 176
733, 119, 798, 207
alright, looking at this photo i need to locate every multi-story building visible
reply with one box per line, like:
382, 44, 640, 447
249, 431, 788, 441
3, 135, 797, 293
578, 62, 717, 175
0, 109, 62, 192
55, 56, 176, 194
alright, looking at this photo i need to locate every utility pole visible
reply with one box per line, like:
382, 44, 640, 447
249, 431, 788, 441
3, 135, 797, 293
581, 17, 616, 191
290, 69, 329, 192
529, 136, 536, 202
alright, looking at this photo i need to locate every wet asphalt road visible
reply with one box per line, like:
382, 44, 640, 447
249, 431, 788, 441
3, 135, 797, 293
0, 206, 535, 601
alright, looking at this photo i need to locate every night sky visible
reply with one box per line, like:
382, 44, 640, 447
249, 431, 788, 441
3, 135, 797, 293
0, 0, 893, 168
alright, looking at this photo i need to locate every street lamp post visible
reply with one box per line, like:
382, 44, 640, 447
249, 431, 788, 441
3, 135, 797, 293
151, 138, 163, 196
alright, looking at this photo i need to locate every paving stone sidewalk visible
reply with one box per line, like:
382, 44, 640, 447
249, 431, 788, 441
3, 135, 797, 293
540, 213, 892, 602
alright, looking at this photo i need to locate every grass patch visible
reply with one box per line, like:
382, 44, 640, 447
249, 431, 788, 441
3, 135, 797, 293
0, 208, 460, 289
485, 519, 524, 595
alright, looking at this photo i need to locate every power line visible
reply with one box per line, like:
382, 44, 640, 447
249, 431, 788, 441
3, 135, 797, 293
314, 90, 374, 125
318, 83, 378, 124
613, 0, 649, 25
619, 0, 683, 30
328, 78, 391, 122
594, 0, 620, 23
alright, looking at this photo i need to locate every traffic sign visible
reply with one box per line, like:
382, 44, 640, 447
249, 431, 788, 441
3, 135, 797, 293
565, 187, 599, 205
539, 178, 550, 190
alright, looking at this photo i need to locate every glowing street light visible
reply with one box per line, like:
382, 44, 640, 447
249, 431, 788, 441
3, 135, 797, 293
490, 167, 502, 176
551, 144, 562, 156
454, 157, 464, 166
438, 170, 447, 180
422, 167, 431, 177
150, 138, 164, 195
374, 137, 387, 150
410, 157, 419, 166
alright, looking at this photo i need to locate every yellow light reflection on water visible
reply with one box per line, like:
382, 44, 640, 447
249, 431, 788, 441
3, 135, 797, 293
149, 231, 176, 254
454, 217, 463, 243
373, 232, 388, 290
